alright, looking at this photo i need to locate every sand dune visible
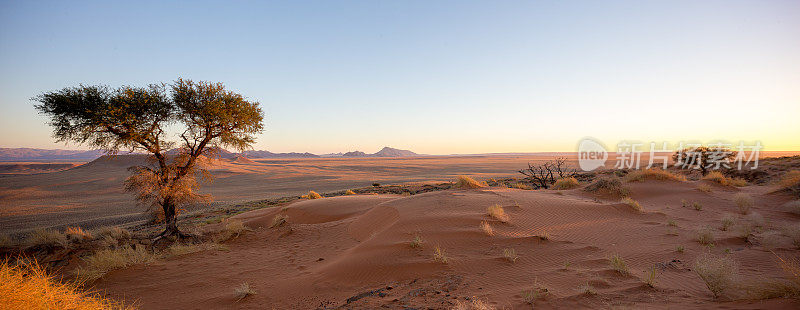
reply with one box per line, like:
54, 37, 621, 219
94, 180, 800, 309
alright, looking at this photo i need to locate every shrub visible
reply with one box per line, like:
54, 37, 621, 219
302, 190, 322, 199
693, 202, 703, 211
676, 245, 685, 253
502, 248, 518, 263
703, 171, 747, 187
75, 246, 159, 281
609, 254, 629, 275
696, 227, 715, 246
1, 259, 130, 309
721, 214, 735, 231
621, 197, 643, 212
552, 177, 580, 190
623, 169, 686, 182
93, 226, 131, 241
747, 212, 765, 228
584, 177, 629, 197
667, 219, 678, 227
345, 189, 357, 195
733, 193, 754, 215
455, 176, 486, 189
644, 266, 658, 287
452, 298, 495, 310
65, 226, 93, 241
697, 184, 712, 193
694, 253, 739, 298
433, 245, 449, 263
270, 214, 289, 228
234, 282, 256, 301
511, 182, 532, 190
26, 229, 67, 248
779, 170, 800, 196
480, 221, 494, 236
737, 222, 754, 242
578, 283, 597, 295
487, 204, 509, 223
410, 234, 424, 249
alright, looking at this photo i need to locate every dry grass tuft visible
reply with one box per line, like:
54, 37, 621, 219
703, 171, 747, 187
26, 229, 67, 248
624, 169, 686, 182
621, 197, 643, 212
345, 189, 357, 195
301, 190, 322, 199
270, 214, 289, 228
455, 175, 486, 189
410, 234, 424, 249
746, 212, 765, 228
697, 184, 713, 193
696, 226, 715, 246
733, 193, 754, 215
676, 245, 685, 253
433, 245, 449, 263
93, 226, 131, 241
1, 259, 130, 309
667, 219, 678, 227
721, 214, 736, 231
502, 248, 518, 263
644, 266, 658, 287
234, 282, 256, 301
65, 226, 93, 241
167, 242, 228, 257
578, 283, 597, 295
480, 221, 494, 236
75, 246, 159, 282
694, 253, 739, 298
693, 201, 703, 211
486, 204, 509, 223
609, 254, 629, 275
584, 177, 629, 197
552, 177, 580, 190
451, 297, 495, 310
215, 220, 252, 242
511, 182, 532, 190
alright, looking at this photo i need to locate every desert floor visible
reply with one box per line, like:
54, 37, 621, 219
0, 154, 569, 234
92, 180, 800, 309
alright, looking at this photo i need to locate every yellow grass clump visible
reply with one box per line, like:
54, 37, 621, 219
433, 245, 449, 263
451, 297, 495, 310
696, 227, 715, 246
74, 246, 159, 282
410, 235, 423, 249
621, 197, 643, 212
702, 171, 747, 187
502, 248, 518, 263
644, 266, 658, 287
779, 170, 800, 195
487, 204, 509, 223
65, 227, 93, 241
697, 184, 713, 193
93, 226, 131, 241
721, 214, 736, 231
480, 221, 494, 236
552, 177, 580, 190
694, 253, 739, 298
345, 189, 357, 195
609, 254, 629, 275
26, 229, 67, 248
1, 259, 130, 309
584, 177, 630, 197
301, 190, 322, 199
234, 282, 256, 301
270, 214, 289, 228
624, 169, 686, 182
511, 182, 532, 190
733, 193, 754, 215
455, 175, 486, 189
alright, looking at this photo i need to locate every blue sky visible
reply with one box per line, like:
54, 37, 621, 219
1, 0, 798, 154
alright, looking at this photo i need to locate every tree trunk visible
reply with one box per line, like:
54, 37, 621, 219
154, 199, 185, 240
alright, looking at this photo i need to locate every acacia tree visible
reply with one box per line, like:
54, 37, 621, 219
34, 79, 264, 239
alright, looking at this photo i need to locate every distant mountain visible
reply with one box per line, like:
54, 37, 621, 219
342, 151, 368, 157
242, 150, 319, 158
319, 152, 344, 158
0, 148, 106, 161
373, 147, 417, 157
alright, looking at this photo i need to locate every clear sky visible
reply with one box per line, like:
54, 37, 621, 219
1, 0, 798, 154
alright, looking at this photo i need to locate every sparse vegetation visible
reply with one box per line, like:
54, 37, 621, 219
696, 226, 715, 246
551, 177, 580, 190
673, 146, 736, 176
510, 182, 532, 190
451, 298, 495, 310
455, 175, 486, 189
502, 248, 518, 263
215, 220, 252, 242
624, 169, 686, 182
487, 204, 509, 223
644, 266, 658, 287
784, 225, 800, 248
733, 193, 754, 215
93, 226, 131, 241
410, 234, 424, 249
234, 282, 256, 301
778, 170, 800, 196
270, 214, 289, 228
65, 226, 93, 241
578, 283, 597, 295
702, 171, 747, 187
302, 190, 322, 199
75, 245, 159, 281
721, 214, 735, 231
26, 229, 67, 248
1, 259, 130, 309
667, 219, 677, 227
480, 221, 494, 236
694, 253, 738, 298
697, 184, 713, 193
518, 157, 576, 189
621, 197, 643, 212
345, 189, 357, 195
693, 202, 703, 211
737, 223, 754, 242
609, 254, 629, 275
676, 245, 685, 253
433, 245, 449, 263
167, 242, 228, 257
747, 212, 765, 228
584, 177, 629, 197
522, 283, 549, 304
